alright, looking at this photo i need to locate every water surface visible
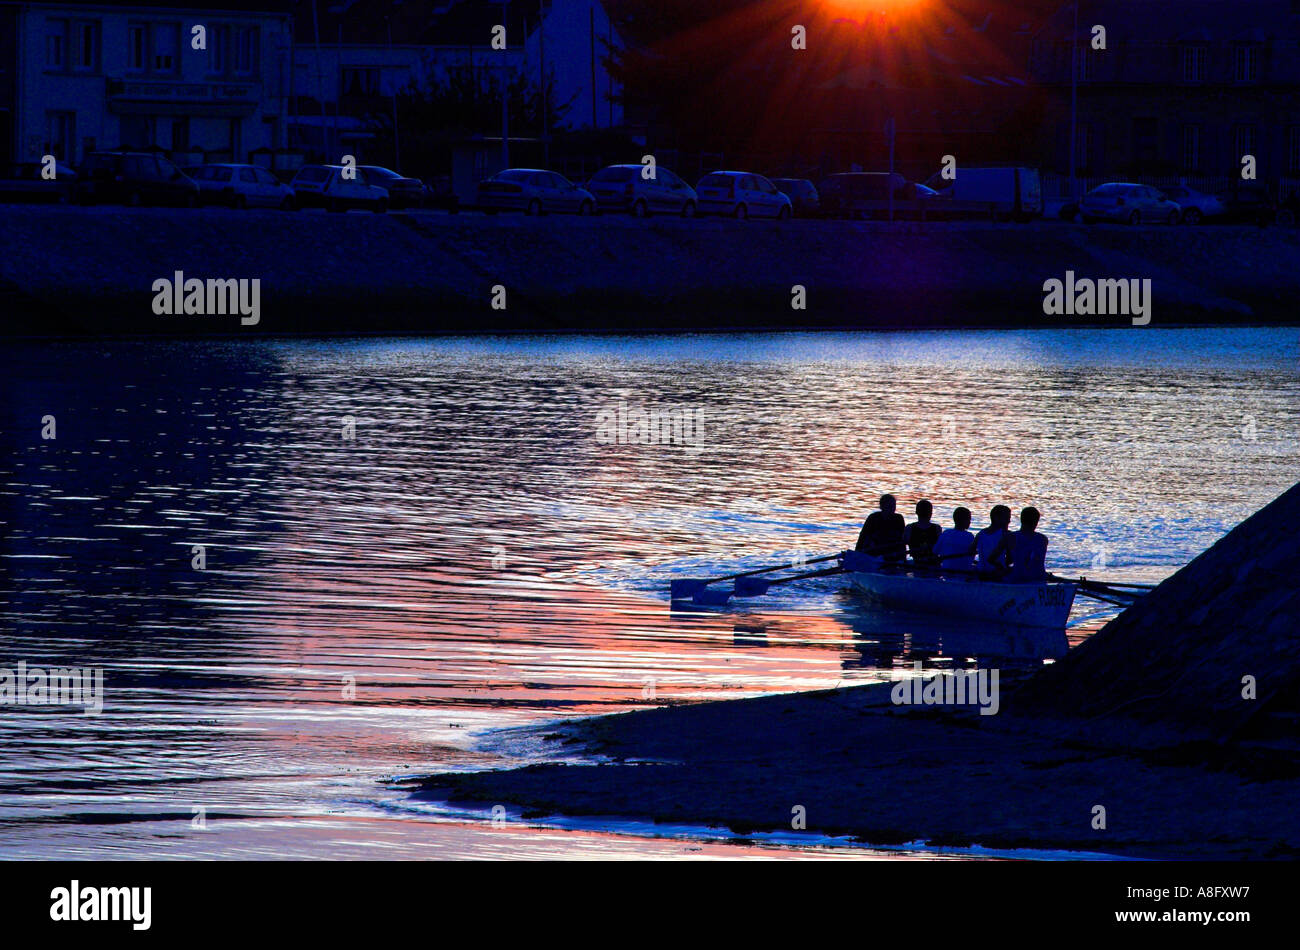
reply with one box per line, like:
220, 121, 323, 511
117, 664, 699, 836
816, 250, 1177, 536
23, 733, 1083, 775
1, 328, 1295, 858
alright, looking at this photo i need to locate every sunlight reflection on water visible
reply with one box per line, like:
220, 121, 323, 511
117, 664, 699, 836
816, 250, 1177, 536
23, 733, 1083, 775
1, 328, 1295, 858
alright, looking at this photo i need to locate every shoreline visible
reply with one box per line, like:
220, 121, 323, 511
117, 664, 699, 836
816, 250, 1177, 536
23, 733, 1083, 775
7, 320, 1298, 344
409, 680, 1300, 860
412, 480, 1300, 860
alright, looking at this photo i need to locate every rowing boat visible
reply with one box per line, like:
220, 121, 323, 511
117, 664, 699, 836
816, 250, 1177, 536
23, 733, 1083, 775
847, 570, 1077, 630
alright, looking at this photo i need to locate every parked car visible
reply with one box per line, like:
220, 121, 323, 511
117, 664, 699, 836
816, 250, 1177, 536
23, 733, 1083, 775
1080, 183, 1180, 225
1214, 184, 1279, 226
817, 172, 914, 219
185, 163, 295, 209
586, 164, 698, 217
477, 168, 596, 215
0, 161, 77, 203
694, 171, 792, 219
359, 165, 425, 209
925, 165, 1041, 221
74, 151, 199, 207
422, 174, 460, 213
1161, 185, 1225, 225
771, 178, 820, 217
1279, 191, 1300, 227
291, 164, 389, 212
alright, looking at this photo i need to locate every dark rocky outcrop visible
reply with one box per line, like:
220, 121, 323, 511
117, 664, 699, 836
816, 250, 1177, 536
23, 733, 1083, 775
1014, 480, 1300, 738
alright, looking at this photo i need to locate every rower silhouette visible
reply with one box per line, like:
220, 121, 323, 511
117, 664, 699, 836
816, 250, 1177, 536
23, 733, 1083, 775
1001, 506, 1049, 582
974, 505, 1012, 577
934, 506, 976, 575
856, 493, 905, 564
903, 499, 942, 569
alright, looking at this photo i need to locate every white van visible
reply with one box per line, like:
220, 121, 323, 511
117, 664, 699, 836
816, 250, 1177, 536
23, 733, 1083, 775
927, 166, 1041, 221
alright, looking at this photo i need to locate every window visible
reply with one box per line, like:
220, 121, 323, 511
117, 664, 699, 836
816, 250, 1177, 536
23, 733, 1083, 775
341, 67, 380, 96
255, 168, 279, 186
210, 25, 228, 74
1289, 127, 1300, 175
239, 167, 256, 183
1182, 125, 1202, 171
128, 24, 146, 71
153, 24, 179, 74
1233, 45, 1260, 82
1182, 46, 1207, 83
233, 27, 258, 75
45, 111, 75, 162
72, 20, 99, 72
46, 20, 66, 69
1235, 124, 1258, 161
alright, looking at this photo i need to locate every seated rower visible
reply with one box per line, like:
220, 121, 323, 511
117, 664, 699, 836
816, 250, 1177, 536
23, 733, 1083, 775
974, 505, 1012, 577
903, 499, 942, 569
854, 494, 905, 567
1003, 506, 1050, 583
933, 506, 976, 575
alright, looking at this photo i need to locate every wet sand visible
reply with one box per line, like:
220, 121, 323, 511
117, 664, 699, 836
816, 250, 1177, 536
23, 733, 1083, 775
413, 680, 1300, 859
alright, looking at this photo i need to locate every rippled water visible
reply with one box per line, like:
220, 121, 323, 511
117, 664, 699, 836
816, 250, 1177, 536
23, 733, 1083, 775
1, 329, 1296, 858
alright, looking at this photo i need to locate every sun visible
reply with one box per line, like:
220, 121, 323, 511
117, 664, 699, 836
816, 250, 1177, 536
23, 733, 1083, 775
821, 0, 919, 15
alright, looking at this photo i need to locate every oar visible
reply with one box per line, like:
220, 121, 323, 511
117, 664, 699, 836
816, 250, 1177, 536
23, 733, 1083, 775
670, 553, 842, 601
1049, 572, 1157, 591
1049, 574, 1152, 599
671, 540, 907, 601
734, 566, 846, 597
1076, 589, 1134, 608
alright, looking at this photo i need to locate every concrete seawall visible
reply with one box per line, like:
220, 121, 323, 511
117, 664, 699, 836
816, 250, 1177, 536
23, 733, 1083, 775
4, 204, 1300, 336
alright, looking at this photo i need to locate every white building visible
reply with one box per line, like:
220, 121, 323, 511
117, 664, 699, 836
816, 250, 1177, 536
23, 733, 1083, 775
525, 0, 621, 130
291, 0, 623, 138
5, 1, 293, 166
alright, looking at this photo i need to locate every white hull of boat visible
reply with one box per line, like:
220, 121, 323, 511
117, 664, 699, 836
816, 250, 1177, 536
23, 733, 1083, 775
848, 571, 1077, 630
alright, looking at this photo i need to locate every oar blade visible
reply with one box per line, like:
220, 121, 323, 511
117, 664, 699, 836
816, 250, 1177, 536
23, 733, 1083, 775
733, 575, 771, 597
692, 587, 733, 607
670, 579, 708, 600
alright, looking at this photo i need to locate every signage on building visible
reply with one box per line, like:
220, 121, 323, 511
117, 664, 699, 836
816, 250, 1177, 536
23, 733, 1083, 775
108, 79, 257, 103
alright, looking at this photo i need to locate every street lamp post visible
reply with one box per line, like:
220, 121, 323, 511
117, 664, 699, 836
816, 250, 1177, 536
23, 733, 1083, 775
387, 15, 401, 170
886, 115, 896, 223
501, 0, 510, 169
1069, 1, 1080, 207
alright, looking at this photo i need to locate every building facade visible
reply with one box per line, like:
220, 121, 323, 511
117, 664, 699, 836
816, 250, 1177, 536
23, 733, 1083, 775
5, 1, 293, 166
1031, 0, 1300, 182
290, 0, 623, 150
